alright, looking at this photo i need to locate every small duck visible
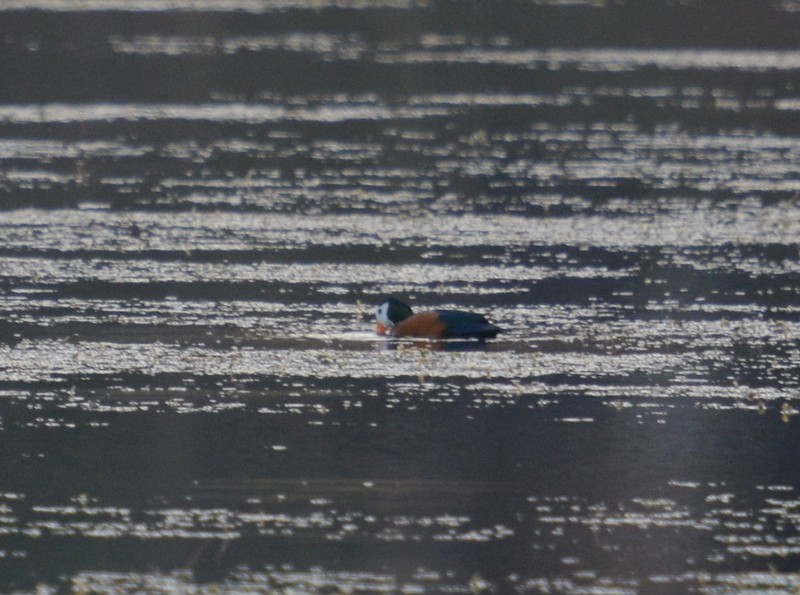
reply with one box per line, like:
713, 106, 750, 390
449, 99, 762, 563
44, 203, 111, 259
375, 298, 501, 340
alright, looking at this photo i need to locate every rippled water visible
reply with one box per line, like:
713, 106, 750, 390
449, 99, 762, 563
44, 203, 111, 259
2, 1, 800, 593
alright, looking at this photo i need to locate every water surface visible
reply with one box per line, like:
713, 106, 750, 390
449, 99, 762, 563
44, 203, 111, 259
2, 1, 800, 592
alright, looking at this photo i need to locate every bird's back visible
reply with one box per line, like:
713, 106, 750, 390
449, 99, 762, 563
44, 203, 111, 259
436, 310, 501, 340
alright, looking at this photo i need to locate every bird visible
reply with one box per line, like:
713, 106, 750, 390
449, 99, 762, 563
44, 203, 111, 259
375, 298, 501, 340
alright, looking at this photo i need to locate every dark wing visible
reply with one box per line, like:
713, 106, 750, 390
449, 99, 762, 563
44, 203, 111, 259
436, 310, 501, 339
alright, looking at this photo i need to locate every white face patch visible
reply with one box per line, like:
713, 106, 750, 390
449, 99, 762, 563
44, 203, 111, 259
376, 302, 393, 328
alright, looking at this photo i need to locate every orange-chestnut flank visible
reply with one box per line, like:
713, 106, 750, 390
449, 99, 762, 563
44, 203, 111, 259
375, 298, 501, 340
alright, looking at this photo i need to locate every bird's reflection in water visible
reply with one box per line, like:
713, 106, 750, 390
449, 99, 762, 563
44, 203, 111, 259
376, 337, 497, 352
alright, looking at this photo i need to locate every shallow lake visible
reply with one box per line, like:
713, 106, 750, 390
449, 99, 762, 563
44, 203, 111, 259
2, 1, 800, 592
